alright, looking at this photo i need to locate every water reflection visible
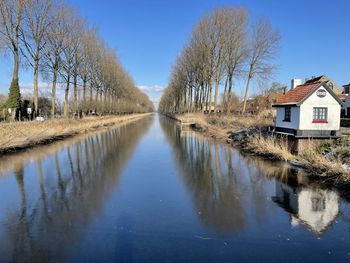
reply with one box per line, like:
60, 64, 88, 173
0, 117, 153, 262
161, 117, 249, 232
272, 175, 339, 235
160, 117, 341, 236
0, 115, 349, 262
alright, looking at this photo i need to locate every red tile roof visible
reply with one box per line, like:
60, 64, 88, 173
274, 82, 321, 105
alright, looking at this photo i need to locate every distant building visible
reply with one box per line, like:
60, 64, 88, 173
342, 83, 350, 117
244, 92, 285, 115
273, 79, 344, 138
343, 83, 350, 95
273, 181, 339, 235
203, 103, 220, 113
304, 75, 342, 95
338, 93, 349, 117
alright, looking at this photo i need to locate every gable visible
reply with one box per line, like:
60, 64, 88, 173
301, 84, 342, 106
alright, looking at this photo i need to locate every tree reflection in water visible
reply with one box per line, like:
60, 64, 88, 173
160, 117, 248, 232
159, 116, 341, 236
0, 117, 153, 262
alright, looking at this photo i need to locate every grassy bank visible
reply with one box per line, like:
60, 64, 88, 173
174, 113, 272, 141
0, 113, 152, 154
173, 113, 350, 184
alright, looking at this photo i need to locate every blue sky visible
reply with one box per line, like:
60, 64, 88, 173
1, 0, 349, 105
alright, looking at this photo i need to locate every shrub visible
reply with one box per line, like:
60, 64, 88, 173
6, 78, 21, 109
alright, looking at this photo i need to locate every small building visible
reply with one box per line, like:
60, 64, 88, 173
203, 103, 220, 113
273, 80, 344, 138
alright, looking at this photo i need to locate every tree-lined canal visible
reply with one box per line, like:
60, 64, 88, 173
0, 115, 350, 262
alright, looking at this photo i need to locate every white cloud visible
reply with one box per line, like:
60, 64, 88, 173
19, 82, 66, 101
137, 85, 166, 109
20, 82, 51, 95
138, 85, 165, 93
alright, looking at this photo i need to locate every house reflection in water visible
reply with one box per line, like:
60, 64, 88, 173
273, 177, 340, 235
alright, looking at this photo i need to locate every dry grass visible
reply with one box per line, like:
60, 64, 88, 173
0, 113, 151, 153
173, 112, 350, 182
301, 150, 350, 182
175, 113, 231, 141
205, 114, 273, 131
176, 113, 273, 131
245, 133, 294, 162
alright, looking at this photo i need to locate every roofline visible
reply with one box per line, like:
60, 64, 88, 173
296, 81, 345, 106
272, 103, 297, 107
272, 81, 345, 107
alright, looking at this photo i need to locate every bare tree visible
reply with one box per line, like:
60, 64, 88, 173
0, 0, 24, 118
21, 0, 52, 115
242, 18, 280, 113
0, 0, 154, 119
60, 8, 80, 118
79, 28, 97, 113
160, 7, 253, 115
222, 8, 248, 109
42, 2, 69, 118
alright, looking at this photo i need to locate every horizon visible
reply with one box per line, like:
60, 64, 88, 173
0, 0, 349, 107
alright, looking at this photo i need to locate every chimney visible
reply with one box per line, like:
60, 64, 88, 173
291, 78, 302, 90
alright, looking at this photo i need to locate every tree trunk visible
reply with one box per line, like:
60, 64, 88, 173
64, 76, 70, 118
214, 79, 219, 113
33, 54, 39, 115
13, 47, 19, 83
208, 81, 212, 114
83, 78, 87, 110
242, 75, 252, 114
51, 66, 58, 118
73, 74, 78, 116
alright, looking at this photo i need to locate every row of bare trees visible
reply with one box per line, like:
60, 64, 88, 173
0, 0, 154, 120
158, 7, 280, 114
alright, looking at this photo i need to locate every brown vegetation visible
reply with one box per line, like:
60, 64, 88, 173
0, 113, 152, 154
245, 133, 293, 162
175, 113, 273, 142
173, 112, 350, 184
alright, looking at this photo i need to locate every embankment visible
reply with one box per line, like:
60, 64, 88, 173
169, 113, 350, 185
0, 113, 152, 154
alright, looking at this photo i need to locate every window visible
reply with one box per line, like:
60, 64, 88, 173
313, 107, 328, 123
311, 197, 326, 212
284, 107, 291, 122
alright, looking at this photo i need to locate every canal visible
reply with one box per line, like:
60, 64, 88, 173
0, 114, 350, 262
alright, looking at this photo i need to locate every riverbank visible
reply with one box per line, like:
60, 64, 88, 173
171, 113, 350, 185
0, 113, 152, 154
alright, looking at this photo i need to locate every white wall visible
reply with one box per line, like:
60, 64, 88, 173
300, 86, 341, 130
275, 106, 300, 130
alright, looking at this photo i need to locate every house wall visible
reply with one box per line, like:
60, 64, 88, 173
299, 86, 341, 130
344, 96, 350, 116
275, 106, 300, 130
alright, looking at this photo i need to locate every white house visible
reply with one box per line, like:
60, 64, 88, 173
273, 80, 344, 138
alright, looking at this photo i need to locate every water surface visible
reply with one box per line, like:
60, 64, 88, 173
0, 115, 350, 262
